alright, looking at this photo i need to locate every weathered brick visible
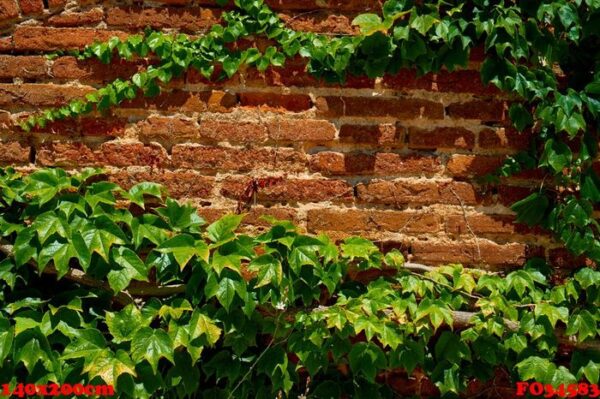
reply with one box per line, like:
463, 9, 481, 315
0, 141, 30, 165
310, 152, 441, 176
444, 213, 542, 236
36, 142, 98, 167
0, 0, 19, 23
307, 209, 440, 234
447, 100, 506, 122
435, 70, 500, 95
0, 84, 93, 108
339, 124, 399, 145
408, 127, 475, 150
279, 11, 357, 34
446, 155, 504, 177
496, 185, 535, 206
478, 127, 532, 150
106, 7, 220, 33
47, 0, 65, 7
267, 119, 336, 141
110, 169, 214, 199
18, 0, 43, 14
80, 118, 128, 137
239, 92, 312, 112
198, 120, 267, 143
262, 0, 380, 12
411, 240, 534, 267
221, 177, 353, 203
0, 56, 47, 79
47, 8, 104, 26
357, 180, 481, 206
171, 144, 307, 172
100, 141, 170, 168
382, 70, 434, 91
316, 96, 444, 119
121, 90, 209, 113
138, 116, 199, 142
14, 27, 128, 51
52, 57, 145, 82
0, 36, 13, 51
548, 248, 595, 270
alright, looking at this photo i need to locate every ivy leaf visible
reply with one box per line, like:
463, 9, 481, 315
107, 247, 149, 292
411, 14, 438, 35
581, 170, 600, 203
105, 304, 144, 344
348, 342, 387, 382
206, 214, 244, 246
83, 349, 137, 387
126, 182, 164, 209
37, 239, 78, 277
384, 249, 405, 269
32, 212, 70, 245
157, 234, 208, 270
516, 356, 556, 382
204, 276, 243, 311
81, 216, 127, 262
511, 193, 549, 226
509, 103, 534, 131
540, 138, 572, 174
0, 316, 14, 363
415, 299, 453, 330
131, 327, 174, 374
61, 328, 107, 360
248, 254, 283, 288
534, 304, 568, 328
341, 237, 379, 260
187, 309, 221, 345
156, 198, 204, 232
352, 14, 385, 35
566, 310, 597, 342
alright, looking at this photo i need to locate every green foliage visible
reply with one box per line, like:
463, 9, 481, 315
0, 168, 600, 397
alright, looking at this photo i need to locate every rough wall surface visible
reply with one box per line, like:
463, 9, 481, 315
0, 0, 569, 270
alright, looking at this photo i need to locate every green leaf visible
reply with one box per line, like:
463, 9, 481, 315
511, 193, 549, 226
540, 139, 572, 174
156, 198, 204, 231
248, 254, 283, 288
107, 247, 149, 292
83, 349, 136, 387
62, 328, 107, 360
0, 316, 14, 363
81, 216, 127, 262
566, 310, 597, 342
131, 327, 174, 374
32, 212, 70, 245
105, 304, 144, 343
352, 14, 385, 35
516, 356, 555, 382
157, 234, 208, 270
509, 103, 534, 131
206, 214, 244, 246
187, 309, 221, 345
348, 342, 387, 382
384, 249, 405, 269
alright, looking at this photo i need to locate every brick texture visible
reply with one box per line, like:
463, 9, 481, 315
0, 2, 562, 271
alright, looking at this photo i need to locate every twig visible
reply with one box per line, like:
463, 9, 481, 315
448, 186, 482, 262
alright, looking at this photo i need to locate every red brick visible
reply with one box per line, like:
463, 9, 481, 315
221, 177, 353, 203
447, 100, 506, 122
435, 70, 500, 95
121, 90, 209, 113
36, 142, 98, 167
0, 36, 13, 51
0, 0, 19, 23
307, 209, 440, 234
316, 96, 444, 119
357, 180, 481, 206
548, 248, 595, 270
382, 70, 434, 91
171, 145, 307, 172
110, 169, 214, 199
244, 56, 374, 89
13, 27, 128, 51
0, 84, 93, 109
138, 116, 199, 142
239, 92, 311, 112
0, 141, 30, 165
446, 155, 504, 177
100, 141, 170, 168
0, 56, 47, 79
444, 213, 541, 236
52, 57, 145, 82
267, 119, 336, 141
339, 124, 399, 145
47, 8, 104, 26
47, 0, 65, 7
80, 118, 127, 137
106, 7, 220, 33
198, 120, 267, 143
310, 152, 441, 176
496, 185, 535, 206
279, 11, 357, 35
411, 240, 533, 267
408, 127, 475, 150
478, 127, 532, 150
18, 0, 42, 14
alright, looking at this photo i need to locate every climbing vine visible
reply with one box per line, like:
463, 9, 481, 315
0, 167, 599, 397
15, 0, 600, 266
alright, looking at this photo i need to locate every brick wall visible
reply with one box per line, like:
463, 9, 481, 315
0, 0, 569, 270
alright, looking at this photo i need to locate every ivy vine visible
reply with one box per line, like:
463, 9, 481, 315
0, 167, 599, 397
15, 0, 600, 267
